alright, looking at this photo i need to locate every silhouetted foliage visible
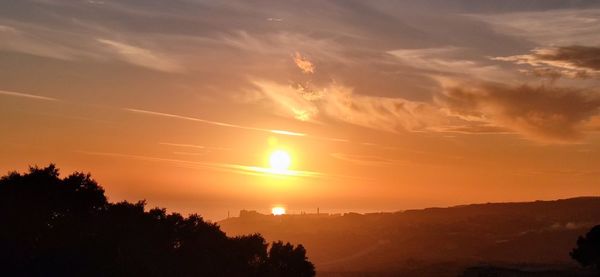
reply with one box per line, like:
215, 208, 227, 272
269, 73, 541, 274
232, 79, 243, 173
571, 225, 600, 270
263, 241, 315, 277
0, 165, 315, 276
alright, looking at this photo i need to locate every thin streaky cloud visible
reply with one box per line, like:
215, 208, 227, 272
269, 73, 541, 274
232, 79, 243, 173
159, 142, 231, 151
330, 153, 397, 167
270, 130, 306, 136
159, 142, 206, 149
97, 38, 183, 73
77, 150, 323, 178
0, 25, 17, 32
144, 108, 390, 150
314, 136, 350, 143
0, 90, 59, 101
128, 108, 389, 149
124, 108, 305, 136
172, 152, 206, 156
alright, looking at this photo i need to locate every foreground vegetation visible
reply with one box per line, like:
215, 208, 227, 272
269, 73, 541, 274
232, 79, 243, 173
0, 165, 315, 276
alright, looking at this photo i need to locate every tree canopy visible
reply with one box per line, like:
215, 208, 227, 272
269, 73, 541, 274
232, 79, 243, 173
0, 165, 315, 276
571, 224, 600, 270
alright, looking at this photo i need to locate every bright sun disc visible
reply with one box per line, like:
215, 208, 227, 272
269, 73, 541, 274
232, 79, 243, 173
272, 207, 286, 215
269, 150, 291, 171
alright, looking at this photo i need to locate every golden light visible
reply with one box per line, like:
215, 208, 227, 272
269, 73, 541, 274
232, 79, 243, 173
271, 206, 286, 216
269, 150, 291, 172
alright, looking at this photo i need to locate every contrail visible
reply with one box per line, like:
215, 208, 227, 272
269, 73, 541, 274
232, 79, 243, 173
0, 90, 59, 101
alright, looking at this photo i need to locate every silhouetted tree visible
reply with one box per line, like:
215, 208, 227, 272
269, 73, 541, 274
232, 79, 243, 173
0, 165, 315, 277
571, 225, 600, 270
262, 241, 316, 277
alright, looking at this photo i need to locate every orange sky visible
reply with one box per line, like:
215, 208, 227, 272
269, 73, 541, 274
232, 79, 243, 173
1, 1, 600, 220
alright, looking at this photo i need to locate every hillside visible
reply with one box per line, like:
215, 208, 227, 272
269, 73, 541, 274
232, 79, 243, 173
219, 197, 600, 276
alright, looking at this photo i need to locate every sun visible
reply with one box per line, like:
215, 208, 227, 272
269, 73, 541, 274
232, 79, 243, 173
269, 150, 291, 172
271, 206, 286, 216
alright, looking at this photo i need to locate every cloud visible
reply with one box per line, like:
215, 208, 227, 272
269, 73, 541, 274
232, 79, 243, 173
388, 47, 472, 73
0, 90, 59, 101
474, 9, 600, 45
159, 142, 231, 152
171, 152, 205, 156
251, 81, 319, 121
293, 52, 315, 74
495, 46, 600, 79
0, 22, 96, 61
0, 24, 17, 33
388, 47, 511, 84
3, 0, 600, 146
254, 78, 600, 143
330, 153, 398, 167
129, 107, 357, 145
428, 124, 510, 135
252, 80, 453, 133
97, 38, 183, 72
538, 46, 600, 71
320, 85, 446, 133
437, 82, 600, 143
0, 22, 187, 71
158, 142, 208, 150
78, 151, 323, 178
124, 108, 305, 136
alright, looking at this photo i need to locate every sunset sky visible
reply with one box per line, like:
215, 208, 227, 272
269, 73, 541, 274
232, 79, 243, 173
1, 0, 600, 220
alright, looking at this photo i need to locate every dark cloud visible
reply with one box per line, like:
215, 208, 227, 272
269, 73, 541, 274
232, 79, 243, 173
496, 46, 600, 79
438, 83, 600, 142
537, 46, 600, 71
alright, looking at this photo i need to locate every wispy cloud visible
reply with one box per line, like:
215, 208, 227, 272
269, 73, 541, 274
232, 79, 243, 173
97, 38, 183, 73
495, 46, 600, 79
124, 108, 306, 136
0, 24, 17, 33
159, 142, 231, 152
388, 47, 507, 82
0, 90, 59, 101
252, 80, 453, 133
254, 78, 600, 143
159, 142, 208, 149
474, 9, 600, 45
0, 23, 93, 61
251, 81, 319, 122
3, 0, 599, 147
78, 150, 322, 178
172, 151, 206, 156
293, 51, 315, 74
320, 84, 448, 133
330, 153, 400, 167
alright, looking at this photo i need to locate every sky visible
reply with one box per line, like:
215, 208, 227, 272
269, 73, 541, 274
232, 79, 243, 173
1, 0, 600, 220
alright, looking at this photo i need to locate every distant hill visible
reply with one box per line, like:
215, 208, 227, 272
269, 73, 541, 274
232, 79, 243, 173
219, 197, 600, 276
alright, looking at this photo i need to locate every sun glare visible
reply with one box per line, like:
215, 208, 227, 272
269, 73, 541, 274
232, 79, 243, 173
271, 206, 286, 216
269, 150, 291, 172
